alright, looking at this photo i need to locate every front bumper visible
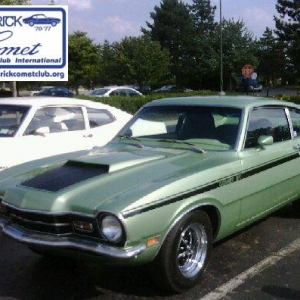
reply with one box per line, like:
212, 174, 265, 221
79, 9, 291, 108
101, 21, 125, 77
0, 217, 146, 260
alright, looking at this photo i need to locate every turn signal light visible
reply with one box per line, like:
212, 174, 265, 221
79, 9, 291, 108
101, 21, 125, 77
73, 220, 94, 233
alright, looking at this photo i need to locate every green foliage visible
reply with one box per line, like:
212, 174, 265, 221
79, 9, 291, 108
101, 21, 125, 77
0, 0, 29, 4
68, 31, 101, 92
275, 0, 300, 82
142, 0, 196, 87
257, 27, 286, 86
210, 18, 258, 90
99, 36, 170, 88
188, 0, 219, 88
77, 90, 215, 114
274, 94, 300, 104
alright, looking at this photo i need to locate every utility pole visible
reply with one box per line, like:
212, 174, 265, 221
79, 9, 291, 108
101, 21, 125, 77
219, 0, 225, 96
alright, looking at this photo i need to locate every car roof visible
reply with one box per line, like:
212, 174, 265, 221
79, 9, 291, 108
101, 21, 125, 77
0, 97, 117, 109
146, 96, 297, 110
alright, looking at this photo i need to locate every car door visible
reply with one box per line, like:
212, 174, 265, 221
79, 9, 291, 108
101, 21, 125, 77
85, 107, 126, 147
18, 106, 92, 163
237, 106, 300, 227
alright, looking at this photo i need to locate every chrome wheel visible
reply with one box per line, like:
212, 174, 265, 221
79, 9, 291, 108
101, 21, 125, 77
149, 211, 212, 292
177, 223, 207, 278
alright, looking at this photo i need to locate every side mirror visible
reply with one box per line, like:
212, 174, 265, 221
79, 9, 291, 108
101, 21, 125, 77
258, 135, 273, 148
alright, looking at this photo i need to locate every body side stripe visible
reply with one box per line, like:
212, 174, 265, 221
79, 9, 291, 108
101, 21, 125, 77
122, 153, 300, 218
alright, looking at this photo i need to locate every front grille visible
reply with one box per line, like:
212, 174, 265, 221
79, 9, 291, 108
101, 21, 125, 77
1, 203, 101, 238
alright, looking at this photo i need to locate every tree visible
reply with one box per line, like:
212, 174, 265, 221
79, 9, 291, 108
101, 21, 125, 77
113, 36, 170, 89
257, 27, 286, 86
274, 0, 300, 82
98, 41, 119, 86
0, 0, 30, 4
189, 0, 219, 88
214, 19, 258, 90
68, 31, 101, 93
0, 0, 31, 96
142, 0, 195, 87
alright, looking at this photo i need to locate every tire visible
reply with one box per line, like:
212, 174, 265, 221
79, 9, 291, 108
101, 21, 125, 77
292, 199, 300, 214
28, 245, 51, 256
149, 210, 213, 293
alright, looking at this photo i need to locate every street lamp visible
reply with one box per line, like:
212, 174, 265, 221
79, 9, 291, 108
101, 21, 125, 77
219, 0, 225, 96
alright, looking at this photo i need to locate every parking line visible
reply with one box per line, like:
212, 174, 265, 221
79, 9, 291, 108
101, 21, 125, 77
199, 238, 300, 300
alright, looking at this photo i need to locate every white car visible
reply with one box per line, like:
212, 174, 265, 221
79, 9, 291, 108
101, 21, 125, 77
0, 97, 132, 170
86, 86, 143, 97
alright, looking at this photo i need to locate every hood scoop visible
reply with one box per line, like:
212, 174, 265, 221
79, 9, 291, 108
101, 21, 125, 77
21, 151, 165, 192
80, 151, 165, 172
21, 161, 108, 192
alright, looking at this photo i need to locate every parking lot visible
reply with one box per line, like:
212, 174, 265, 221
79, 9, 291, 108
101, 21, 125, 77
0, 203, 300, 300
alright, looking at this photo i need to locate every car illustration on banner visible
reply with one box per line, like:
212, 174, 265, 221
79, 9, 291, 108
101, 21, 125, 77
23, 14, 61, 27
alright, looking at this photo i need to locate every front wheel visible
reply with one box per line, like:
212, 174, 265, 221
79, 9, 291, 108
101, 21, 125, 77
292, 199, 300, 214
149, 210, 213, 293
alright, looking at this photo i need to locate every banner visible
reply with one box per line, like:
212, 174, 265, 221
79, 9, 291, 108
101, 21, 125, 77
0, 5, 68, 81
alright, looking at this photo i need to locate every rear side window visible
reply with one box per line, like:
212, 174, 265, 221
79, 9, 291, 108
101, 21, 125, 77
86, 108, 116, 128
289, 109, 300, 138
245, 107, 291, 148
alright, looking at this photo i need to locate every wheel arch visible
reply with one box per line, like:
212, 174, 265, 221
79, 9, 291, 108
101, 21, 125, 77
199, 205, 221, 240
156, 203, 221, 255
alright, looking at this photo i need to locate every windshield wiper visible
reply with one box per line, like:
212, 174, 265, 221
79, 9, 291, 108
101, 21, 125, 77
157, 139, 206, 154
117, 135, 144, 148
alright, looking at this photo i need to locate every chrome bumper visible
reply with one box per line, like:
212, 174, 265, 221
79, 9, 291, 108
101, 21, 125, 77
0, 218, 146, 260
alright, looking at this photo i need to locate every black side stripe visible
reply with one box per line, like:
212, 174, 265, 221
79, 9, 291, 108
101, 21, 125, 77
122, 153, 300, 218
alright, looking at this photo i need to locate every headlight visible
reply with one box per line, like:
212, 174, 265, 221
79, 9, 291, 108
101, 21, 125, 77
99, 214, 123, 243
0, 197, 7, 215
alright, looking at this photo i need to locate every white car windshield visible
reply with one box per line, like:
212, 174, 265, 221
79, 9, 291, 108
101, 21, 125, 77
0, 105, 30, 137
89, 88, 110, 96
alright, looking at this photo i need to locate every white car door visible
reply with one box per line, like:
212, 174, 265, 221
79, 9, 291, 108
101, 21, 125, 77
18, 106, 91, 163
85, 107, 132, 147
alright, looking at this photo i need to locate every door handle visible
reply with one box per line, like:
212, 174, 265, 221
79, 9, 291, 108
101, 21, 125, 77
83, 133, 93, 138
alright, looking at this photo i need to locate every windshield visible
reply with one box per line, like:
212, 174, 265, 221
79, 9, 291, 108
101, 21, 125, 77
119, 105, 242, 150
0, 105, 30, 137
89, 88, 109, 96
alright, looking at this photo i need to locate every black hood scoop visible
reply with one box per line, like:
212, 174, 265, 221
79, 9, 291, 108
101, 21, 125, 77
21, 161, 109, 192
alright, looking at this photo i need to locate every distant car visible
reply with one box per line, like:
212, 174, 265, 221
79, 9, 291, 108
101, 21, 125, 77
86, 86, 143, 97
0, 97, 131, 170
1, 96, 300, 293
35, 86, 74, 97
30, 86, 54, 96
23, 14, 60, 27
153, 85, 193, 93
236, 78, 263, 92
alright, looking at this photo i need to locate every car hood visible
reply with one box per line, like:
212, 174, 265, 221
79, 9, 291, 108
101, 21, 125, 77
1, 143, 239, 216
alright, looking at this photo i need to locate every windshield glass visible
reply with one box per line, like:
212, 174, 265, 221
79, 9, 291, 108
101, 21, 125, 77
119, 105, 242, 150
89, 88, 109, 96
0, 105, 30, 137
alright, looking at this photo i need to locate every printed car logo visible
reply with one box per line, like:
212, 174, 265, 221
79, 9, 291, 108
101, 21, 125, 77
219, 174, 242, 187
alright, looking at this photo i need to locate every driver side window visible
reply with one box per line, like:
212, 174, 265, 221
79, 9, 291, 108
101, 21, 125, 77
245, 108, 291, 148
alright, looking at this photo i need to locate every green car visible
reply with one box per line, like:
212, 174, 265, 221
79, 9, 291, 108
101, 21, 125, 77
1, 96, 300, 293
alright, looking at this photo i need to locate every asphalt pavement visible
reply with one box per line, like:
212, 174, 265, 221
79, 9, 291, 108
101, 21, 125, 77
1, 204, 300, 299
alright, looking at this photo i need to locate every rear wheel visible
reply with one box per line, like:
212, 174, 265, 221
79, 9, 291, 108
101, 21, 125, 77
149, 210, 213, 293
292, 199, 300, 214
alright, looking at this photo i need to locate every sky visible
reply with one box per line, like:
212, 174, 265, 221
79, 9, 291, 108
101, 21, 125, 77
30, 0, 279, 43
